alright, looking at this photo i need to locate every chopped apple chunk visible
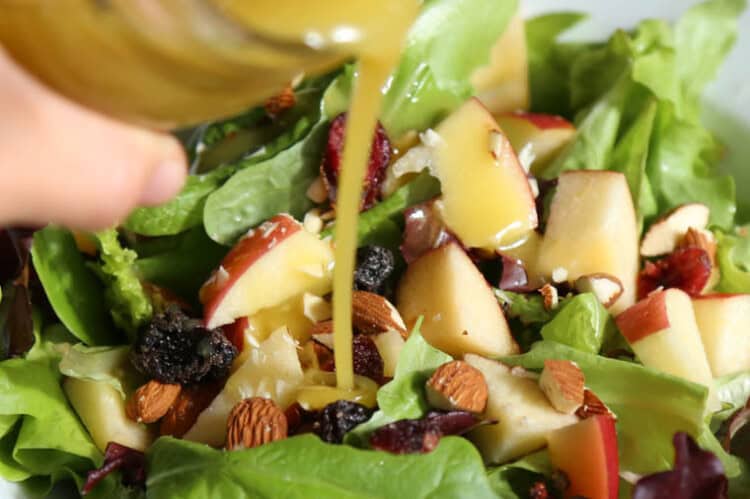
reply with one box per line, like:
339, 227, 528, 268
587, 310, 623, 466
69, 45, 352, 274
536, 171, 639, 314
397, 243, 518, 358
465, 354, 578, 464
692, 294, 750, 377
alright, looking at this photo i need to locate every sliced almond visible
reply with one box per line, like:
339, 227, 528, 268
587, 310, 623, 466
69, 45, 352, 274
352, 291, 407, 338
539, 283, 559, 310
575, 389, 616, 421
126, 380, 182, 424
160, 382, 222, 437
539, 360, 585, 415
425, 360, 489, 413
226, 397, 287, 450
303, 293, 332, 323
574, 273, 624, 308
640, 203, 710, 257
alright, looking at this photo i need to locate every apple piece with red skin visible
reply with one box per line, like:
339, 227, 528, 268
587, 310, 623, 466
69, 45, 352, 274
495, 111, 575, 175
200, 214, 333, 329
536, 170, 639, 314
433, 98, 538, 250
692, 293, 750, 377
615, 289, 718, 410
547, 415, 619, 499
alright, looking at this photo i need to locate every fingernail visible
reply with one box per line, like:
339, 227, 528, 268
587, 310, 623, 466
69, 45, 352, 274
139, 160, 187, 206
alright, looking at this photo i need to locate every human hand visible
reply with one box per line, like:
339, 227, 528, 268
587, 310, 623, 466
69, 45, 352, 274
0, 48, 187, 230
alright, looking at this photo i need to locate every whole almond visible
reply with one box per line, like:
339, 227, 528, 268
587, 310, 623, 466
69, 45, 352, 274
425, 360, 488, 413
539, 360, 585, 415
126, 380, 181, 424
226, 397, 287, 450
160, 381, 222, 437
352, 291, 407, 338
576, 389, 617, 421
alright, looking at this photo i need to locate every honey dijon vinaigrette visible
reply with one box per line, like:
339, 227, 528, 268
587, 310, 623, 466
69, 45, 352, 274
0, 0, 419, 392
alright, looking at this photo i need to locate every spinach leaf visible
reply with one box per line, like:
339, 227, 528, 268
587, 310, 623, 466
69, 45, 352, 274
89, 230, 152, 341
203, 121, 329, 245
134, 227, 227, 301
321, 171, 441, 245
502, 341, 709, 475
123, 167, 234, 237
31, 227, 116, 346
540, 293, 617, 354
379, 0, 518, 136
147, 435, 494, 499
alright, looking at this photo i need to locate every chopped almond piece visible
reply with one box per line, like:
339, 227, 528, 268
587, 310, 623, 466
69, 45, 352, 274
640, 203, 710, 257
426, 360, 489, 413
539, 360, 585, 415
574, 274, 624, 308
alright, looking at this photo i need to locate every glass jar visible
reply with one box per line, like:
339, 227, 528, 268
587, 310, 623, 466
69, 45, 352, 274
0, 0, 405, 127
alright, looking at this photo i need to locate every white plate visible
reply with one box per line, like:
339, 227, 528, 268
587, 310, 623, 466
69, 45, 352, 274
1, 1, 748, 497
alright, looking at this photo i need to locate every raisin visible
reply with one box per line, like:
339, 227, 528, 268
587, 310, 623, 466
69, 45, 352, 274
353, 245, 395, 295
637, 247, 711, 299
369, 411, 478, 455
313, 400, 373, 444
321, 113, 391, 210
352, 334, 384, 383
130, 307, 237, 385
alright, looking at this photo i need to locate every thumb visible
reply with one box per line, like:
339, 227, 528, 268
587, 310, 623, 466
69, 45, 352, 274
0, 48, 187, 230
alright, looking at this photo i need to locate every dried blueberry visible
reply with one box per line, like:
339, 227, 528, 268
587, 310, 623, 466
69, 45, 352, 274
313, 400, 374, 444
130, 307, 237, 385
353, 245, 395, 295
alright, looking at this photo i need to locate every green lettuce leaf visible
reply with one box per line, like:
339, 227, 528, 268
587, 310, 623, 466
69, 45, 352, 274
379, 0, 518, 136
57, 344, 140, 400
502, 341, 708, 474
494, 290, 554, 326
713, 371, 750, 426
133, 227, 227, 301
716, 227, 750, 293
147, 435, 494, 499
346, 322, 451, 446
540, 293, 617, 354
91, 230, 152, 340
203, 121, 328, 245
526, 13, 588, 115
320, 170, 441, 246
486, 451, 551, 499
31, 227, 116, 346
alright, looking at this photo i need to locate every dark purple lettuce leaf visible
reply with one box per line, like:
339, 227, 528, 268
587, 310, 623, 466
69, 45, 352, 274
82, 442, 146, 495
0, 228, 37, 358
370, 411, 484, 455
632, 432, 727, 499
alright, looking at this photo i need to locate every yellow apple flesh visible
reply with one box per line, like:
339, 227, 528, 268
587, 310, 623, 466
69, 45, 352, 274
692, 294, 750, 377
63, 378, 154, 452
465, 354, 578, 464
472, 15, 530, 114
397, 243, 519, 358
183, 327, 304, 447
201, 214, 333, 329
536, 171, 638, 314
434, 98, 538, 250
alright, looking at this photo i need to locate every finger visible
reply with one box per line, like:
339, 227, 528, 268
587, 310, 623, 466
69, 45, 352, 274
0, 48, 187, 230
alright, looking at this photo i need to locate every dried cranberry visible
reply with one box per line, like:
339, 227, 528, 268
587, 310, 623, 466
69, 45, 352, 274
313, 400, 374, 444
370, 419, 442, 454
638, 247, 711, 299
369, 411, 479, 455
82, 442, 146, 495
321, 113, 391, 210
352, 335, 384, 383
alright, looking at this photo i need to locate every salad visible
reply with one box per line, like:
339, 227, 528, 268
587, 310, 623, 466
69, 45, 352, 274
2, 0, 750, 497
